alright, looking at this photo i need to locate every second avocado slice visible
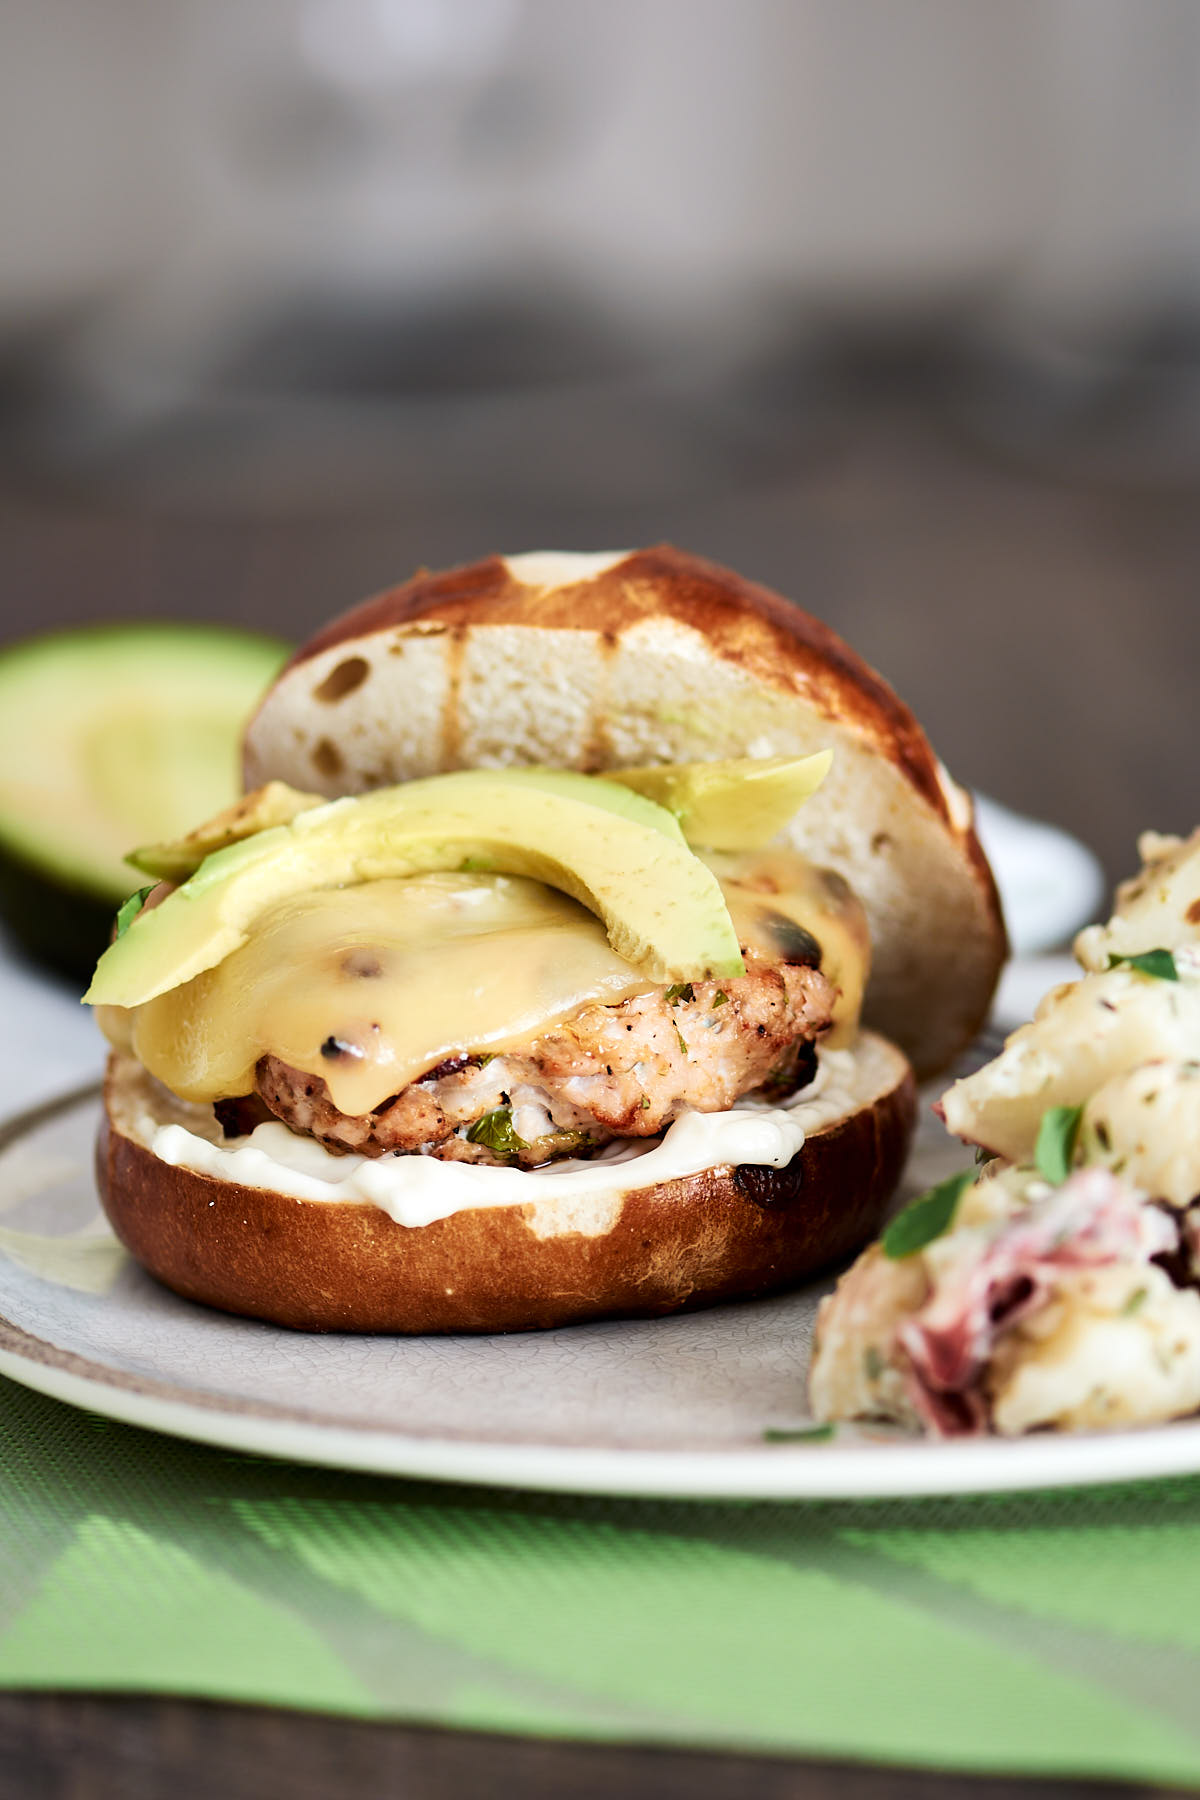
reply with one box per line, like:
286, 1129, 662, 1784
128, 780, 327, 882
607, 753, 833, 850
85, 770, 745, 1007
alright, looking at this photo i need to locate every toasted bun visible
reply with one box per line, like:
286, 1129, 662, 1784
99, 1038, 915, 1334
244, 547, 1004, 1079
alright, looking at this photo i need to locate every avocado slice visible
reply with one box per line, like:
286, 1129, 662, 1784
606, 753, 832, 850
0, 624, 290, 981
129, 780, 326, 882
129, 766, 686, 887
84, 770, 745, 1007
458, 766, 688, 842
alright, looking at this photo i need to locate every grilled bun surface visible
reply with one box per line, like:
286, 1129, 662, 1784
244, 546, 1005, 1080
101, 1036, 915, 1333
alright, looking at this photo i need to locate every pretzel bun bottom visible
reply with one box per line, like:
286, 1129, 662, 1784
99, 1036, 916, 1334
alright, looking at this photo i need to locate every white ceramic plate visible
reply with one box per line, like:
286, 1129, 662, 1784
2, 1082, 1198, 1499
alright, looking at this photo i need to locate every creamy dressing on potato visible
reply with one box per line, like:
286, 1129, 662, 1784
989, 1264, 1200, 1434
1080, 1060, 1200, 1207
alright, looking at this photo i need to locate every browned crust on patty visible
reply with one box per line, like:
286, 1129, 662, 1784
98, 1039, 916, 1334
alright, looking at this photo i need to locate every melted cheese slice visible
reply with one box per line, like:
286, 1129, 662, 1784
99, 854, 869, 1114
102, 874, 654, 1115
704, 848, 870, 1048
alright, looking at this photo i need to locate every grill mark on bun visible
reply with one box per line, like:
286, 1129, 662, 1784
732, 1163, 798, 1209
442, 627, 467, 768
288, 555, 513, 667
580, 630, 618, 771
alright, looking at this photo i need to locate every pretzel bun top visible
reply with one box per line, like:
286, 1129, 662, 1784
244, 546, 1005, 1078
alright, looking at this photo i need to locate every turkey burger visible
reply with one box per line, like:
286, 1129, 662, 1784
86, 548, 1004, 1332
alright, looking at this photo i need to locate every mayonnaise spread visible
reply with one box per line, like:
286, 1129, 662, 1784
148, 1046, 868, 1232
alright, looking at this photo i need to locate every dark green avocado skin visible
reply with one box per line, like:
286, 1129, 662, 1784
0, 842, 119, 985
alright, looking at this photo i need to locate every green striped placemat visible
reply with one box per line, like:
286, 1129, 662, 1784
3, 1373, 1200, 1784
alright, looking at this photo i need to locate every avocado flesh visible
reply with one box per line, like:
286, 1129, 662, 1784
129, 781, 326, 882
0, 625, 290, 900
129, 766, 686, 886
0, 624, 290, 979
607, 753, 832, 850
85, 770, 745, 1007
120, 758, 817, 891
456, 766, 687, 842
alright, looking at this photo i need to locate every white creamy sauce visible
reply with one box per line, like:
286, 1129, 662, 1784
150, 1049, 861, 1233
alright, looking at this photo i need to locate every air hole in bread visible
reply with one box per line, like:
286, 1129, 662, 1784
314, 656, 370, 702
313, 737, 344, 779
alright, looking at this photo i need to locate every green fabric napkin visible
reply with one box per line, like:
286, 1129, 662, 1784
4, 1372, 1200, 1784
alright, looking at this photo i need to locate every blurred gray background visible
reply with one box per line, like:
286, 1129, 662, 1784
1, 0, 1199, 885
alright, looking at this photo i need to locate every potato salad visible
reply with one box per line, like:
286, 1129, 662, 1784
810, 828, 1200, 1436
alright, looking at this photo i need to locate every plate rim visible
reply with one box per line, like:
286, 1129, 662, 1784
4, 1084, 1200, 1502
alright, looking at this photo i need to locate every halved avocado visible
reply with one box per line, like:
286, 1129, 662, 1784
0, 624, 290, 982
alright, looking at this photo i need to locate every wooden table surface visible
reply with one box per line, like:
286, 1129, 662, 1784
0, 383, 1196, 1797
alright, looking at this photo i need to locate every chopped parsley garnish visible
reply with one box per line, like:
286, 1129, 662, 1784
665, 982, 695, 1005
465, 1107, 527, 1158
459, 855, 494, 874
674, 1025, 688, 1057
1122, 1286, 1149, 1317
1034, 1104, 1083, 1185
711, 990, 729, 1009
114, 885, 156, 939
1107, 948, 1178, 981
763, 1423, 836, 1444
882, 1170, 974, 1260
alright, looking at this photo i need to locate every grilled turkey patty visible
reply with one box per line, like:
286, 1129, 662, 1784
232, 953, 835, 1168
